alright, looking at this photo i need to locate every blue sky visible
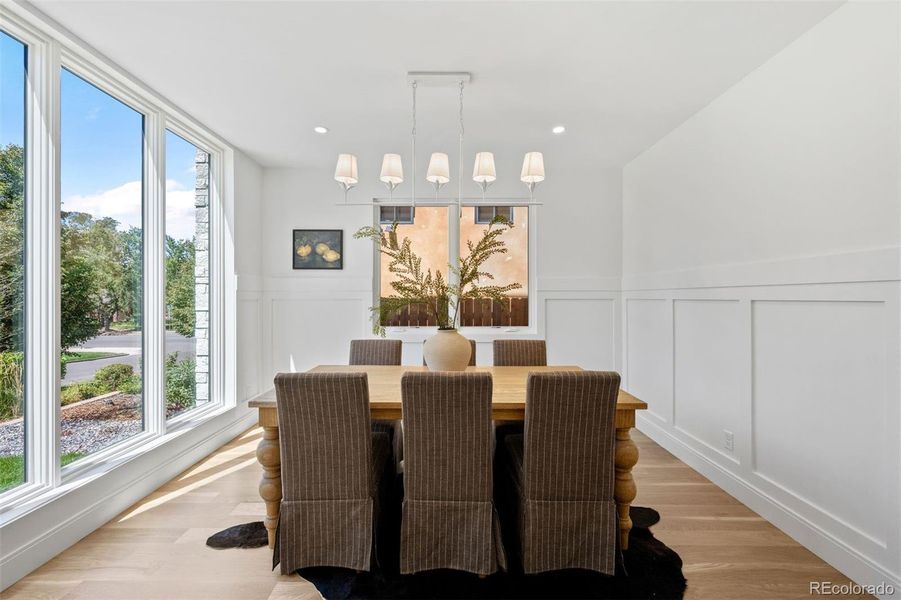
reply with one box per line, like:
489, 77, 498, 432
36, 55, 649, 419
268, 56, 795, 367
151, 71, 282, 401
2, 31, 199, 241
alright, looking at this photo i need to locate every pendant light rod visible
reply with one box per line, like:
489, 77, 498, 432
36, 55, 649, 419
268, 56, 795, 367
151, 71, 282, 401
458, 80, 464, 216
411, 80, 417, 209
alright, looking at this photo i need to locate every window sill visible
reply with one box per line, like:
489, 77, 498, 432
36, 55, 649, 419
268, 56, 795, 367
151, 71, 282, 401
0, 401, 234, 527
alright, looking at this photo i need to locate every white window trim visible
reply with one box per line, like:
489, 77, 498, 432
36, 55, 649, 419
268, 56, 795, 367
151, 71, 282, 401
0, 1, 236, 517
371, 201, 539, 342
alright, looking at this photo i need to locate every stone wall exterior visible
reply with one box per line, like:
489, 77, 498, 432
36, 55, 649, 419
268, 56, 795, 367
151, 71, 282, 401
194, 150, 210, 402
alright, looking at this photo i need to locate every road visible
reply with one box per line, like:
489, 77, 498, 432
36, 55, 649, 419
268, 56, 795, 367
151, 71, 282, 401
62, 331, 196, 384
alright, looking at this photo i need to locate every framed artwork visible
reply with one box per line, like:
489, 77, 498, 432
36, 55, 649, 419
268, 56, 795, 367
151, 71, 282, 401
293, 229, 343, 270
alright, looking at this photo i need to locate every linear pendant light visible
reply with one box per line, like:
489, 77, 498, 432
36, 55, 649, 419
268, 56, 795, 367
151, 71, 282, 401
333, 72, 545, 206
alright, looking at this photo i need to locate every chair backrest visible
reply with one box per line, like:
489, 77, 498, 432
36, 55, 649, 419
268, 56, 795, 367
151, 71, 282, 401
274, 372, 372, 500
523, 371, 620, 501
401, 372, 493, 502
349, 339, 403, 365
423, 339, 476, 366
493, 340, 547, 367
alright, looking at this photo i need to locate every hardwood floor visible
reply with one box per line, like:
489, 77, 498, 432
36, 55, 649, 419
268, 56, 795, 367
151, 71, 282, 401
3, 428, 871, 600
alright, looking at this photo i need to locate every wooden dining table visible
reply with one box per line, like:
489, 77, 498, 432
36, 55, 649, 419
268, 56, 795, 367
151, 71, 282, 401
249, 365, 647, 550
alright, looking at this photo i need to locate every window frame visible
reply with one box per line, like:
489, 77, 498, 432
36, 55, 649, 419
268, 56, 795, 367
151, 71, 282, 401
0, 3, 235, 513
371, 200, 538, 338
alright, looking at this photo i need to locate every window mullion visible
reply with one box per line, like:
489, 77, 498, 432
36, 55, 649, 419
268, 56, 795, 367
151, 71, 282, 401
144, 113, 166, 435
24, 36, 61, 489
448, 203, 461, 327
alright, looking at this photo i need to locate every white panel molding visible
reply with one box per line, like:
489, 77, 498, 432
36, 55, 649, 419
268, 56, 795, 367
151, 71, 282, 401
637, 413, 901, 596
626, 280, 901, 595
622, 246, 900, 292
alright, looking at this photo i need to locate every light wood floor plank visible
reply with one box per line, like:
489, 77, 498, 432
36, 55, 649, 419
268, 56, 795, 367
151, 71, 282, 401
1, 428, 870, 600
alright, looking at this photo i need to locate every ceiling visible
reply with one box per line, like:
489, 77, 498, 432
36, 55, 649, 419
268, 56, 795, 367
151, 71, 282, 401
34, 1, 842, 171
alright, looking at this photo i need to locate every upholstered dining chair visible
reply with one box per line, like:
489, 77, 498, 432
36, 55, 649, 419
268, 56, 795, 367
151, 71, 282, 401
423, 338, 477, 367
492, 339, 547, 367
399, 372, 507, 575
273, 372, 392, 574
349, 339, 403, 366
499, 371, 620, 575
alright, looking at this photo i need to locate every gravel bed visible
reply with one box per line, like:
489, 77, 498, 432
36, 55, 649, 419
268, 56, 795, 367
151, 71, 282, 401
0, 393, 142, 457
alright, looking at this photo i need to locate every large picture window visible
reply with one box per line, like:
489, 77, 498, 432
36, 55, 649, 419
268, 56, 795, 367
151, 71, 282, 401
59, 68, 145, 465
0, 31, 27, 492
0, 8, 229, 510
377, 205, 529, 328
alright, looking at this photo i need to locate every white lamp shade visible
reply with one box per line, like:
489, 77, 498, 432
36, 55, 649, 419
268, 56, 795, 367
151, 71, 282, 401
520, 152, 545, 183
472, 152, 497, 183
380, 153, 404, 185
426, 152, 450, 184
334, 153, 358, 185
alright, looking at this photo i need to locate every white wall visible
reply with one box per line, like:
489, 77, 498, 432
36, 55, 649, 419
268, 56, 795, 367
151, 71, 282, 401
257, 144, 624, 378
621, 2, 900, 595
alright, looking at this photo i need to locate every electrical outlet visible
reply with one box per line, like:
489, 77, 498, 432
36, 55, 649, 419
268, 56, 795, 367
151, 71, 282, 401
723, 430, 734, 452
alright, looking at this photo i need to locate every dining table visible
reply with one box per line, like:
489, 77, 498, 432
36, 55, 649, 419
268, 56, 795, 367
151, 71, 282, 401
248, 365, 648, 550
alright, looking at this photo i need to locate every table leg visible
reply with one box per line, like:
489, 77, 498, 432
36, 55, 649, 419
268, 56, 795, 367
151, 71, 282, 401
256, 423, 282, 549
615, 426, 639, 550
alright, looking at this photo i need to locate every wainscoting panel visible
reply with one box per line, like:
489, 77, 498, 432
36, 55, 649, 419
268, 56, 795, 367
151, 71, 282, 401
673, 299, 743, 465
624, 278, 901, 593
752, 299, 890, 551
268, 296, 369, 374
544, 297, 617, 370
624, 298, 672, 423
236, 294, 263, 401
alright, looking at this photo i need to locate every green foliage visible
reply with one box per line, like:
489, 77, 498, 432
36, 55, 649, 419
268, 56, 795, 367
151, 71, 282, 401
0, 144, 25, 355
165, 352, 196, 412
354, 215, 522, 333
59, 362, 141, 405
93, 363, 137, 392
61, 381, 104, 405
0, 351, 24, 420
166, 237, 196, 336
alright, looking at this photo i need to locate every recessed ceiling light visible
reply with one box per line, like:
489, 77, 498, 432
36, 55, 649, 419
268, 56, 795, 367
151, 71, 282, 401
313, 126, 329, 134
552, 125, 566, 135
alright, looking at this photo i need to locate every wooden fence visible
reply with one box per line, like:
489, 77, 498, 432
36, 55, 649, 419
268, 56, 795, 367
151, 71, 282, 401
381, 297, 528, 327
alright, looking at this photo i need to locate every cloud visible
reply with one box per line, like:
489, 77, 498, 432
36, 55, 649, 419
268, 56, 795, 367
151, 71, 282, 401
62, 180, 199, 241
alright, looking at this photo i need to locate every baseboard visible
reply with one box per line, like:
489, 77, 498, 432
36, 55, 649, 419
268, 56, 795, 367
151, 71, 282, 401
0, 408, 258, 590
636, 414, 901, 600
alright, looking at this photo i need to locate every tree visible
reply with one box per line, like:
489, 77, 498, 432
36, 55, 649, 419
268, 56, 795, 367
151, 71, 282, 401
166, 236, 195, 336
0, 144, 25, 353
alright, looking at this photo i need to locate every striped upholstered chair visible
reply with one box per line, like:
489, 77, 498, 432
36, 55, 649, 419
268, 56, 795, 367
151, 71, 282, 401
423, 338, 477, 367
492, 339, 547, 367
500, 371, 620, 575
273, 372, 392, 574
399, 372, 507, 575
349, 339, 403, 365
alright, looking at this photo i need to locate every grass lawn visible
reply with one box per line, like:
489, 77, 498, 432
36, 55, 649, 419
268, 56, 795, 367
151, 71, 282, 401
0, 452, 86, 492
109, 320, 138, 332
61, 351, 125, 364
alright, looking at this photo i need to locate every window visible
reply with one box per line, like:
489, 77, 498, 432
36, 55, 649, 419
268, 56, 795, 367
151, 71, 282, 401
379, 205, 414, 224
59, 68, 144, 464
377, 204, 529, 327
0, 32, 27, 492
460, 206, 529, 326
165, 130, 210, 419
474, 206, 514, 224
0, 8, 230, 511
378, 206, 449, 326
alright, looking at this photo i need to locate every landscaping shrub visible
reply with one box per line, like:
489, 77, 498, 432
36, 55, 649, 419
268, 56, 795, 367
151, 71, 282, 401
165, 353, 196, 412
0, 352, 24, 421
61, 381, 103, 405
93, 363, 138, 392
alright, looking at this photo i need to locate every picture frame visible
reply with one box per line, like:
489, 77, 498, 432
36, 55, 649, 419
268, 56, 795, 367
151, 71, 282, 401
292, 229, 343, 270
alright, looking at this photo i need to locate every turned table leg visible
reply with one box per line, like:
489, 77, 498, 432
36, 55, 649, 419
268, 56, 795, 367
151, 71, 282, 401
256, 412, 282, 549
615, 426, 639, 550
